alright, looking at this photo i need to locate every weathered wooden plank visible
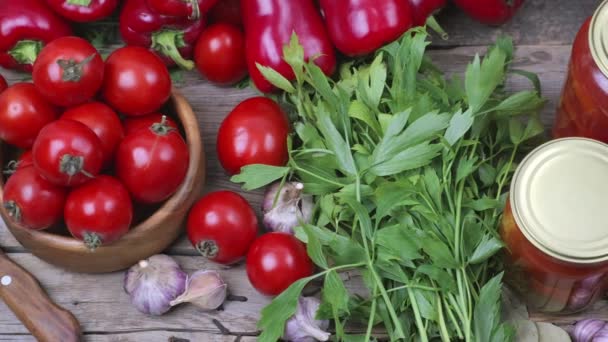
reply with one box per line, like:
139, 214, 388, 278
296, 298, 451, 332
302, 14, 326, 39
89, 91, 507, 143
0, 332, 258, 342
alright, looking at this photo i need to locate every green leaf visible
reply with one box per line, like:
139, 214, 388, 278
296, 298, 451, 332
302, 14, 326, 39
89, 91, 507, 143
465, 49, 506, 113
494, 91, 545, 116
371, 143, 442, 177
456, 156, 478, 183
469, 235, 503, 264
511, 69, 542, 94
474, 273, 504, 342
375, 180, 416, 222
464, 197, 501, 211
479, 164, 497, 186
256, 63, 295, 93
413, 289, 437, 321
303, 225, 328, 269
348, 100, 381, 135
231, 164, 290, 190
420, 232, 459, 269
375, 224, 422, 261
283, 33, 305, 75
445, 109, 474, 146
358, 53, 387, 108
317, 111, 357, 175
258, 275, 315, 342
323, 270, 350, 338
308, 61, 339, 110
522, 114, 545, 141
416, 265, 457, 292
508, 118, 525, 145
343, 198, 374, 241
423, 167, 442, 210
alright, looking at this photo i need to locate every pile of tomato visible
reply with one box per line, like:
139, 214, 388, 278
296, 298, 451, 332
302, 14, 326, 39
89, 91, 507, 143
0, 37, 189, 250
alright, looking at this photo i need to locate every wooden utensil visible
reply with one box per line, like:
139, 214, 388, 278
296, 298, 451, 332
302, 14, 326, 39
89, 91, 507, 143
0, 249, 81, 341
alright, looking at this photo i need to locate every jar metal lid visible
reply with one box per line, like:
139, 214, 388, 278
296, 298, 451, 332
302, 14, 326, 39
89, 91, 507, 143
510, 138, 608, 264
590, 0, 608, 79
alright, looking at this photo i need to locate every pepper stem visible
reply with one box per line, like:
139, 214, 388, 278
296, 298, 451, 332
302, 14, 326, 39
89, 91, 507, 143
57, 53, 96, 82
196, 240, 219, 259
426, 16, 448, 40
3, 201, 21, 223
67, 0, 93, 5
151, 30, 195, 70
83, 232, 102, 251
8, 40, 42, 66
151, 115, 176, 136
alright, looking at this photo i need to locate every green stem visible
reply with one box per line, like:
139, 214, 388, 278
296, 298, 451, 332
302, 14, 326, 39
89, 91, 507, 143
406, 286, 429, 342
290, 162, 346, 187
387, 284, 440, 293
67, 0, 92, 5
444, 296, 464, 339
151, 30, 194, 70
426, 16, 448, 40
8, 40, 42, 66
364, 288, 377, 342
436, 293, 451, 342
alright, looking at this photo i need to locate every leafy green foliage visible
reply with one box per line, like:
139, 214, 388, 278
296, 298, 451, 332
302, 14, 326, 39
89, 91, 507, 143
235, 30, 545, 342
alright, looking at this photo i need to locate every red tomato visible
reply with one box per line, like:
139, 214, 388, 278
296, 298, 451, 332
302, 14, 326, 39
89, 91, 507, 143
33, 37, 104, 107
33, 120, 104, 187
194, 24, 247, 85
187, 191, 258, 264
246, 232, 313, 296
0, 83, 58, 149
208, 0, 242, 27
115, 117, 189, 203
453, 0, 525, 25
102, 46, 172, 116
217, 97, 290, 175
65, 175, 133, 250
3, 166, 66, 230
122, 113, 179, 136
61, 102, 124, 167
0, 75, 7, 93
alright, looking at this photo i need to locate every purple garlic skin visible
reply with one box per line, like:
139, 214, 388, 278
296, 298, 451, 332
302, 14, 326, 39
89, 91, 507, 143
262, 182, 313, 235
283, 297, 330, 342
124, 254, 187, 316
170, 270, 227, 311
572, 319, 606, 342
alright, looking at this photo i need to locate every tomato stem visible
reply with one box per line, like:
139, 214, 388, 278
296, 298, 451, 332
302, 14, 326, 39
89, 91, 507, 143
3, 160, 19, 175
151, 116, 177, 136
188, 0, 201, 20
67, 0, 93, 6
83, 232, 102, 251
57, 53, 96, 82
3, 201, 21, 223
8, 40, 42, 66
151, 30, 195, 70
196, 240, 219, 258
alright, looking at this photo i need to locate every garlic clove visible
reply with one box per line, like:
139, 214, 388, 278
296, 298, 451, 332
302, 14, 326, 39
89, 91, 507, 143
170, 270, 227, 311
283, 297, 330, 342
124, 254, 187, 316
572, 319, 605, 342
262, 182, 313, 234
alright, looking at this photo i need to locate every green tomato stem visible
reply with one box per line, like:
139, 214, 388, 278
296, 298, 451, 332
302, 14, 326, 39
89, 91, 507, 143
151, 30, 194, 70
8, 40, 42, 65
67, 0, 92, 6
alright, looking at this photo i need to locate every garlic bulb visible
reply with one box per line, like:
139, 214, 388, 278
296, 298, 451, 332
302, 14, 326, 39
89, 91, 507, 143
572, 319, 606, 342
283, 297, 330, 342
124, 254, 187, 316
170, 270, 227, 311
262, 182, 313, 234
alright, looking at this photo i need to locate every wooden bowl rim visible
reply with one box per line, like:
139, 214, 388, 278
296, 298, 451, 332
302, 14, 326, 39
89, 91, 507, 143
0, 90, 203, 253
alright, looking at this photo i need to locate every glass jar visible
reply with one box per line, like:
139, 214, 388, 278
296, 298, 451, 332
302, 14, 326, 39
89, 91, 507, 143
501, 138, 608, 314
553, 1, 608, 142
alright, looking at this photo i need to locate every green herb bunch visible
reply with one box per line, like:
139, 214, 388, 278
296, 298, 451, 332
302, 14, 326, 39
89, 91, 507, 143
233, 28, 546, 342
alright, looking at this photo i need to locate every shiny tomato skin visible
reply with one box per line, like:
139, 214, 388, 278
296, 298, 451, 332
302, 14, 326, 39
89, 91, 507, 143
246, 232, 314, 296
217, 97, 290, 175
33, 120, 104, 187
0, 83, 58, 149
208, 0, 241, 27
65, 175, 133, 249
187, 191, 259, 265
16, 151, 34, 170
122, 113, 179, 136
3, 166, 67, 230
194, 24, 247, 85
453, 0, 525, 25
33, 37, 104, 107
115, 122, 189, 203
62, 102, 124, 167
102, 46, 172, 116
0, 75, 7, 93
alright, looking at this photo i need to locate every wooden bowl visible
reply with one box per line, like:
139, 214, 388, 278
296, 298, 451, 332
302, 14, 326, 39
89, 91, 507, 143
0, 91, 205, 273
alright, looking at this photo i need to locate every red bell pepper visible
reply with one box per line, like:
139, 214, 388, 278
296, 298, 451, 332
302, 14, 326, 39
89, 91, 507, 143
408, 0, 447, 26
453, 0, 525, 25
119, 0, 206, 70
0, 0, 73, 72
147, 0, 219, 20
242, 0, 336, 93
45, 0, 119, 23
318, 0, 414, 57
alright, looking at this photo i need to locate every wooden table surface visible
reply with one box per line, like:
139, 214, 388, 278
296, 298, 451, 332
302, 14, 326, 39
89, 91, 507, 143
0, 1, 605, 340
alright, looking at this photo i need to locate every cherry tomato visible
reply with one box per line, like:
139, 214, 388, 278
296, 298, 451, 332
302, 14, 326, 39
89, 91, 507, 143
65, 175, 133, 250
115, 117, 189, 203
33, 37, 104, 107
123, 113, 179, 136
187, 191, 258, 265
102, 46, 172, 116
217, 97, 290, 175
0, 75, 7, 93
208, 0, 242, 27
62, 102, 124, 167
0, 83, 58, 149
194, 24, 247, 85
246, 232, 313, 296
33, 120, 104, 187
3, 166, 66, 230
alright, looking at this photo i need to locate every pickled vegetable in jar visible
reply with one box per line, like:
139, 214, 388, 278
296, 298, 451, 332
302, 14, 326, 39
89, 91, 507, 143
554, 0, 608, 142
501, 138, 608, 314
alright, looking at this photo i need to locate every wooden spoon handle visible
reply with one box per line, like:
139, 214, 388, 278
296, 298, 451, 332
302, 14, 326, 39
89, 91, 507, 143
0, 252, 81, 342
